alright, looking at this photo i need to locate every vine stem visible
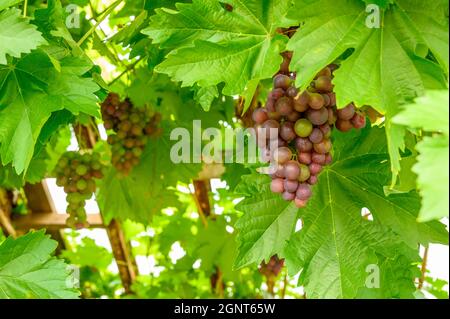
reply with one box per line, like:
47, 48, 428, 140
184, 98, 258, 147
77, 0, 122, 47
23, 0, 28, 17
418, 246, 429, 290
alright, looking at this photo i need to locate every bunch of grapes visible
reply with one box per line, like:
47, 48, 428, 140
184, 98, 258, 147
252, 54, 366, 208
54, 151, 105, 228
259, 255, 285, 278
101, 93, 162, 175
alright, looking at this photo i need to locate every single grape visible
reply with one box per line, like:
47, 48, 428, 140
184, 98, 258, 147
280, 122, 296, 142
273, 74, 292, 90
337, 103, 356, 120
316, 67, 332, 78
76, 179, 88, 191
282, 191, 296, 201
252, 108, 269, 124
312, 152, 326, 165
308, 93, 325, 110
284, 160, 301, 180
314, 76, 333, 92
306, 108, 328, 125
293, 91, 309, 112
286, 111, 300, 122
313, 139, 332, 154
275, 97, 294, 116
75, 165, 88, 176
298, 152, 312, 165
286, 87, 299, 97
262, 120, 280, 139
271, 178, 285, 193
294, 198, 308, 208
298, 164, 311, 182
284, 179, 299, 193
309, 163, 323, 175
268, 88, 285, 100
309, 128, 324, 144
295, 137, 313, 152
294, 119, 313, 137
296, 183, 312, 200
336, 119, 353, 132
308, 175, 318, 185
272, 147, 292, 164
351, 112, 366, 129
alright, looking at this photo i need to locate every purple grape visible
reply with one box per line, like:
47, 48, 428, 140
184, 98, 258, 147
313, 139, 332, 154
337, 103, 356, 120
280, 121, 296, 142
282, 191, 296, 201
273, 74, 292, 90
271, 178, 284, 193
298, 152, 312, 165
308, 175, 318, 185
286, 86, 299, 97
284, 160, 300, 180
284, 179, 299, 193
272, 147, 292, 164
309, 163, 323, 175
309, 128, 324, 144
286, 111, 300, 122
325, 153, 332, 165
308, 93, 325, 110
295, 137, 313, 152
296, 183, 312, 200
293, 91, 309, 112
294, 198, 308, 208
275, 97, 293, 116
252, 108, 268, 124
306, 108, 328, 125
351, 112, 366, 129
312, 152, 326, 165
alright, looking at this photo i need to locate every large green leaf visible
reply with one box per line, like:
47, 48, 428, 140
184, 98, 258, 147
0, 51, 99, 174
144, 0, 292, 95
286, 0, 448, 185
393, 90, 449, 222
0, 230, 79, 299
0, 9, 47, 65
234, 125, 447, 298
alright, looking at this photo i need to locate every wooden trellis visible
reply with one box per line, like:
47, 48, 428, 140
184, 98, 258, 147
1, 180, 137, 294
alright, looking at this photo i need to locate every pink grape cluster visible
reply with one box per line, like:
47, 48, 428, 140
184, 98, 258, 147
252, 60, 366, 208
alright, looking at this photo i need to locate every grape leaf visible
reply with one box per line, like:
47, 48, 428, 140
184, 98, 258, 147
234, 126, 447, 296
234, 173, 299, 269
97, 121, 201, 223
393, 90, 449, 222
0, 9, 47, 65
61, 237, 113, 270
144, 0, 292, 95
0, 230, 79, 299
0, 51, 99, 174
193, 85, 219, 112
0, 0, 23, 11
286, 0, 448, 185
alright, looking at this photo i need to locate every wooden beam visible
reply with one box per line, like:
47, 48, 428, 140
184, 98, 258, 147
24, 182, 57, 214
12, 213, 104, 230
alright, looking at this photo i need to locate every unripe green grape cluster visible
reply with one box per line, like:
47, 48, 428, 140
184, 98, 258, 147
101, 93, 162, 175
54, 151, 106, 228
253, 53, 367, 208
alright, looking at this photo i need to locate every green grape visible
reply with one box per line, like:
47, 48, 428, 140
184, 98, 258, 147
294, 119, 313, 137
